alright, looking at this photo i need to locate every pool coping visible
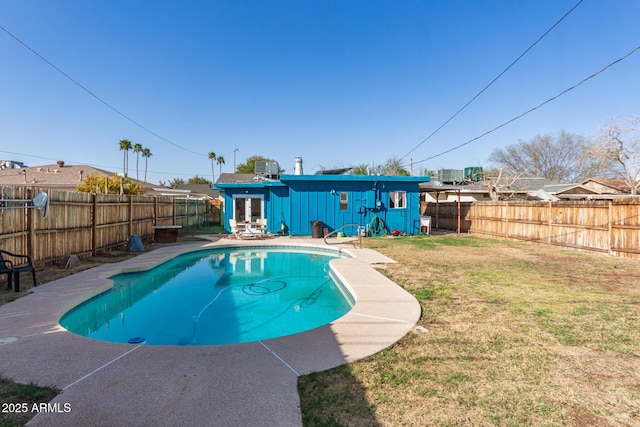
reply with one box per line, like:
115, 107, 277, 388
0, 236, 421, 426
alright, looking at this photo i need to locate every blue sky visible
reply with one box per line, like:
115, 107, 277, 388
1, 0, 639, 184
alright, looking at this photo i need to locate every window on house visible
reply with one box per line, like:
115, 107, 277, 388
389, 191, 406, 208
340, 192, 348, 211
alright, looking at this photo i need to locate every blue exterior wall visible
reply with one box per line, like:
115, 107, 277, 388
216, 175, 428, 236
283, 178, 424, 235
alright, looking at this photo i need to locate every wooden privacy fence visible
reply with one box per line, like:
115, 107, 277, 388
0, 187, 214, 264
424, 199, 640, 259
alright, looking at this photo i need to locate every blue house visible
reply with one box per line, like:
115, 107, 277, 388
215, 172, 430, 236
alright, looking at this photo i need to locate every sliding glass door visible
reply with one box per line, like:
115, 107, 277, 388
233, 195, 263, 222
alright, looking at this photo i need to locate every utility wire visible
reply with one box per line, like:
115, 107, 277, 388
0, 149, 207, 178
411, 44, 640, 166
0, 23, 206, 157
400, 0, 584, 162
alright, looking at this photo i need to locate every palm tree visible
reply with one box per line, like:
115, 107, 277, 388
118, 139, 132, 177
208, 152, 217, 183
217, 156, 225, 179
133, 143, 143, 181
141, 148, 152, 182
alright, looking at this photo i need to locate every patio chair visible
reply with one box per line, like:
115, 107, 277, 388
0, 250, 36, 292
229, 218, 240, 239
0, 258, 14, 290
256, 218, 268, 235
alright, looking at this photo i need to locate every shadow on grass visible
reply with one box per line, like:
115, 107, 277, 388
298, 363, 381, 427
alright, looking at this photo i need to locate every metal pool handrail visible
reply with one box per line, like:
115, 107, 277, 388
323, 223, 363, 249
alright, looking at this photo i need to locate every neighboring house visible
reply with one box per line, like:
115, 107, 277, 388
0, 161, 153, 193
421, 176, 637, 203
153, 184, 220, 201
215, 172, 430, 236
421, 177, 557, 203
549, 178, 634, 200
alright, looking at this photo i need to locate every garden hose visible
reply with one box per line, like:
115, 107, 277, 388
368, 215, 387, 237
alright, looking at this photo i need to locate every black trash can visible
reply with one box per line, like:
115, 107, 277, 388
311, 220, 323, 238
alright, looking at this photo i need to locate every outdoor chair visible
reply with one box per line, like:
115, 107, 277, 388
0, 250, 36, 292
229, 218, 240, 239
256, 218, 267, 234
0, 259, 14, 290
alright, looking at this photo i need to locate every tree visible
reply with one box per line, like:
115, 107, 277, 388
133, 143, 143, 181
159, 177, 185, 188
187, 175, 212, 185
489, 131, 605, 183
141, 148, 152, 182
382, 156, 410, 176
216, 156, 225, 178
118, 139, 132, 177
350, 164, 370, 175
481, 167, 525, 201
77, 173, 142, 195
208, 152, 217, 183
589, 116, 640, 195
236, 155, 279, 174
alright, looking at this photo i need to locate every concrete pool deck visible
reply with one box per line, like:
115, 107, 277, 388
0, 237, 421, 426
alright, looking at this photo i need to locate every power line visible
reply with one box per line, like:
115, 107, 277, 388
0, 149, 206, 178
400, 0, 584, 162
0, 23, 207, 157
411, 44, 640, 167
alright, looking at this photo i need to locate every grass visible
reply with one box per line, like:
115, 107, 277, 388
0, 377, 58, 427
298, 234, 640, 426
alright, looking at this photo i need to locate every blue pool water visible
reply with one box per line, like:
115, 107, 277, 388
59, 247, 354, 346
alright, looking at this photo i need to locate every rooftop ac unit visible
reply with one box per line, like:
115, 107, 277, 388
254, 161, 280, 176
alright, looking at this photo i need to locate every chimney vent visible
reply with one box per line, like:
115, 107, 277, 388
294, 157, 303, 175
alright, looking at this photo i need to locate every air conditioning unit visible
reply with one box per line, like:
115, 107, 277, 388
437, 169, 464, 183
254, 161, 280, 176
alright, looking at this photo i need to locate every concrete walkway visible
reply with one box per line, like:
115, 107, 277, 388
0, 237, 420, 426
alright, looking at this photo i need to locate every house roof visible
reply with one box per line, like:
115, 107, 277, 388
580, 178, 631, 193
314, 167, 353, 175
0, 163, 116, 188
216, 173, 261, 184
0, 163, 154, 193
215, 173, 430, 189
279, 174, 429, 183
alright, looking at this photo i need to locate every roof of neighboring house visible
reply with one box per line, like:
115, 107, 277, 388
176, 184, 219, 198
0, 163, 154, 192
0, 163, 115, 188
422, 177, 556, 194
580, 178, 631, 193
315, 167, 353, 175
216, 173, 261, 185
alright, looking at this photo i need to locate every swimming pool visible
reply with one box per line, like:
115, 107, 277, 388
59, 246, 354, 346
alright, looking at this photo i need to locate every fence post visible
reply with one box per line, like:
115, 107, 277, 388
172, 198, 176, 225
608, 200, 613, 256
92, 193, 97, 256
128, 196, 133, 237
26, 188, 35, 260
504, 202, 509, 239
547, 201, 552, 246
186, 198, 190, 229
153, 196, 158, 226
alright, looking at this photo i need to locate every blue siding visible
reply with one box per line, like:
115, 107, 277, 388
216, 174, 428, 236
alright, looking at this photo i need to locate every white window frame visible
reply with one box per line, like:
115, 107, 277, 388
339, 192, 348, 211
389, 191, 406, 209
232, 194, 264, 222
